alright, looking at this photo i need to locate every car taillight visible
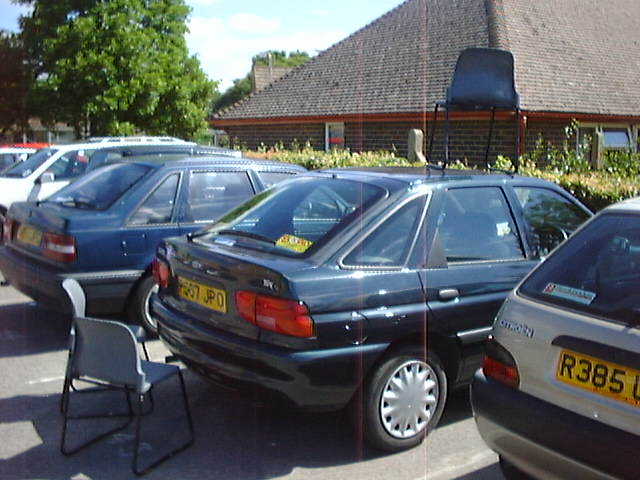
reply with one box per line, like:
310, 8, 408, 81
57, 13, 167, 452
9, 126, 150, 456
43, 232, 76, 263
152, 257, 171, 288
483, 336, 520, 388
2, 217, 14, 243
235, 290, 314, 338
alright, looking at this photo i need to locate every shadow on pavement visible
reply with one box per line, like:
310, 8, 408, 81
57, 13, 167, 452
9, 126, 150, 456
439, 388, 473, 428
0, 302, 70, 358
452, 462, 504, 479
0, 371, 398, 480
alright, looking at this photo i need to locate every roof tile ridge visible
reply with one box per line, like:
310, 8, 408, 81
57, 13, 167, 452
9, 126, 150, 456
215, 0, 415, 119
485, 0, 511, 50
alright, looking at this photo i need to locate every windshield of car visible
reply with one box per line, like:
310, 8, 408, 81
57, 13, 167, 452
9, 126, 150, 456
196, 177, 386, 256
519, 213, 640, 326
46, 163, 152, 210
2, 148, 56, 178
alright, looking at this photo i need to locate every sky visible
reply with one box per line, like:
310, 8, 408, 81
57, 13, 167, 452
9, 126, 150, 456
0, 0, 403, 90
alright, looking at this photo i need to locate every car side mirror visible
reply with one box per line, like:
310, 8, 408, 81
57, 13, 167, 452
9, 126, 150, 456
39, 172, 55, 183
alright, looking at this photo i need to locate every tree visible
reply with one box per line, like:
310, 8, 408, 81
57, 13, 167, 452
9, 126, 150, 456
212, 50, 310, 113
0, 31, 29, 139
17, 0, 217, 140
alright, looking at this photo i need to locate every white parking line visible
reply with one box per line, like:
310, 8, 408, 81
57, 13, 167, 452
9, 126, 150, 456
26, 375, 64, 385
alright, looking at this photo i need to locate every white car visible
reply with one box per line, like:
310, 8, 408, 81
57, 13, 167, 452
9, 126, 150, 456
0, 138, 239, 224
472, 197, 640, 479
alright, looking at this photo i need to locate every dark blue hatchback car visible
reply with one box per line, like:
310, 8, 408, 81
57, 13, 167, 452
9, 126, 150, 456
150, 168, 591, 452
0, 156, 305, 332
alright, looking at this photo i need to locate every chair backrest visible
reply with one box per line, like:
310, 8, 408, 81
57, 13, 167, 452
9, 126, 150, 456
71, 316, 145, 391
62, 278, 86, 317
446, 48, 519, 110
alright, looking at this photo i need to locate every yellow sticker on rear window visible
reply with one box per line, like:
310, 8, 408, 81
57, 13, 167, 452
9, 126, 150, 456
276, 234, 313, 253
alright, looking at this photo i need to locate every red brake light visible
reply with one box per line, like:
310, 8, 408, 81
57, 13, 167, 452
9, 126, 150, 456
43, 232, 76, 263
483, 337, 520, 388
152, 257, 171, 288
235, 291, 314, 338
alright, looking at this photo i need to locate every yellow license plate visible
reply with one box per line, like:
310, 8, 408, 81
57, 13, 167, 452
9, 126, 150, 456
178, 277, 227, 314
16, 224, 43, 247
557, 349, 640, 408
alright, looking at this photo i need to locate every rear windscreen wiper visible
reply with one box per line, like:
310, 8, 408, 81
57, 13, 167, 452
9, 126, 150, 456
216, 229, 276, 245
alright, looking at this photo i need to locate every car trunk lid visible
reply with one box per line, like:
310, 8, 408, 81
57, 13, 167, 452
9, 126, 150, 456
494, 293, 640, 437
161, 236, 315, 342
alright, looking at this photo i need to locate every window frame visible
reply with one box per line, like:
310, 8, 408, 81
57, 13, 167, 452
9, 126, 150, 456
325, 122, 345, 152
339, 192, 430, 271
125, 171, 183, 228
178, 168, 257, 226
576, 122, 637, 154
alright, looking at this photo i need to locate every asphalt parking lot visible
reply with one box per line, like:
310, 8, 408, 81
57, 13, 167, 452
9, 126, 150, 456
0, 285, 504, 480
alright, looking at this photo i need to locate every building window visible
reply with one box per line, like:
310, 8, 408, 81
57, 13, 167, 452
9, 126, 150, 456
576, 124, 637, 166
325, 122, 345, 151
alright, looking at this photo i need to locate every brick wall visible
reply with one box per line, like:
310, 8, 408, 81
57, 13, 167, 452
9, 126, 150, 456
223, 118, 570, 166
224, 124, 325, 151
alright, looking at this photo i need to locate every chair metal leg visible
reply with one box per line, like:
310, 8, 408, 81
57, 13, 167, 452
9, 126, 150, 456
141, 342, 150, 361
61, 385, 134, 456
131, 371, 194, 476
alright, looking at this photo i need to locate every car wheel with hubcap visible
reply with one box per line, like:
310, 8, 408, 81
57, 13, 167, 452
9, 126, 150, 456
129, 275, 159, 335
362, 346, 447, 451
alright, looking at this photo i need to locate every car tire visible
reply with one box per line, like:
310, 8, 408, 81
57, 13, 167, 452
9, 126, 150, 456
499, 456, 535, 480
361, 346, 447, 452
129, 275, 159, 335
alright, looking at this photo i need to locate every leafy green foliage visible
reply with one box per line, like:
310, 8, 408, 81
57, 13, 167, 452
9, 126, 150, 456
252, 50, 310, 68
244, 140, 639, 212
211, 76, 253, 114
0, 31, 29, 138
17, 0, 216, 139
212, 50, 311, 113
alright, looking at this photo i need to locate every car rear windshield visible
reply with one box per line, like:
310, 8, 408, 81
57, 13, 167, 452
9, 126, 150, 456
519, 213, 640, 325
196, 177, 386, 256
46, 163, 151, 210
1, 148, 56, 178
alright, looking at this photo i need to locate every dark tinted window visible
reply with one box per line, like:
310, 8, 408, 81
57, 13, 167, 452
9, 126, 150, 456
520, 213, 640, 325
515, 187, 590, 258
129, 174, 179, 225
47, 163, 151, 210
199, 178, 385, 257
438, 187, 523, 262
183, 171, 254, 224
258, 172, 294, 188
344, 196, 425, 267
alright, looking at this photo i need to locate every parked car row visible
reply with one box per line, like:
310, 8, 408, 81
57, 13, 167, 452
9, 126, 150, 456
1, 137, 635, 478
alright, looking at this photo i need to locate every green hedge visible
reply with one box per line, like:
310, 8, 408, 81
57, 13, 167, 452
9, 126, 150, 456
245, 146, 639, 212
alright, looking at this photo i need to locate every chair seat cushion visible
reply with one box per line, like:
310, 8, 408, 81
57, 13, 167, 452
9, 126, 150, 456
126, 325, 148, 343
141, 361, 179, 389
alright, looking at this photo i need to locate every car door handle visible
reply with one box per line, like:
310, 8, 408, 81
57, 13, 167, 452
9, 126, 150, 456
438, 288, 459, 301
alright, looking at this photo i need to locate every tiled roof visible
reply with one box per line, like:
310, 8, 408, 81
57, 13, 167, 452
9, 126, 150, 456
217, 0, 640, 120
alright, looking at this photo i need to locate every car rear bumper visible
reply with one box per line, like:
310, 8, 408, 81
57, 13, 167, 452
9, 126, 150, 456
151, 294, 388, 411
471, 371, 638, 480
0, 246, 143, 315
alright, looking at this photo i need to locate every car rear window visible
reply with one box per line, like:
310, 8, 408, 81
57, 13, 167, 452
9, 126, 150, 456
519, 213, 640, 325
46, 163, 152, 210
2, 148, 56, 178
196, 177, 385, 256
258, 171, 295, 188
